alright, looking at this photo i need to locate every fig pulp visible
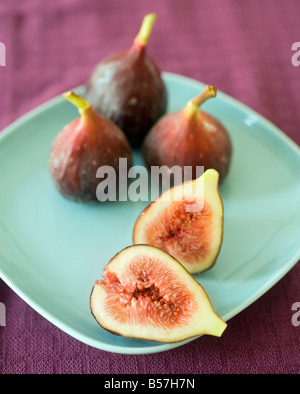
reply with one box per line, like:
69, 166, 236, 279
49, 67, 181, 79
49, 92, 132, 202
143, 86, 232, 184
84, 13, 167, 148
90, 245, 227, 343
133, 169, 224, 274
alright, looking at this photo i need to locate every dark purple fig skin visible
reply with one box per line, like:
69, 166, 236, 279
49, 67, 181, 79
84, 43, 167, 148
49, 107, 133, 202
143, 110, 232, 185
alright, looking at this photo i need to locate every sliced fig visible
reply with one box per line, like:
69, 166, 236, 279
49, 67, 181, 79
90, 245, 227, 343
133, 169, 224, 274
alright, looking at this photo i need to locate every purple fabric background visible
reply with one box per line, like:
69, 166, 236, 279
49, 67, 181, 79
0, 0, 299, 374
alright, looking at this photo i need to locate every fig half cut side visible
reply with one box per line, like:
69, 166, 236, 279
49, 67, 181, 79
90, 245, 227, 343
133, 169, 224, 274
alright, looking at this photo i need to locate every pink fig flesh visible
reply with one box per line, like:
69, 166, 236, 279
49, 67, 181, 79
133, 170, 224, 274
90, 245, 227, 343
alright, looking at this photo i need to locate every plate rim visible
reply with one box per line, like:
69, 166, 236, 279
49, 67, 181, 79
0, 71, 299, 355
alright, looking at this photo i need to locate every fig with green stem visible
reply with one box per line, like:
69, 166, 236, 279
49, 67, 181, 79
49, 91, 132, 202
84, 13, 167, 148
143, 86, 232, 184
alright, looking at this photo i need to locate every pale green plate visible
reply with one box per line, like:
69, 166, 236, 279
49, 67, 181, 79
0, 73, 299, 355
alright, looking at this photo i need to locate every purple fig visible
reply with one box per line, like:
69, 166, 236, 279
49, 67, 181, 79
84, 13, 167, 148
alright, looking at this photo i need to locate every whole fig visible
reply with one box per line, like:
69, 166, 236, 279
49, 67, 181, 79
84, 13, 167, 148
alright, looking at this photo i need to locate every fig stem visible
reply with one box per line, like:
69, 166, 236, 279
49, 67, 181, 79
185, 86, 217, 116
63, 91, 91, 115
134, 13, 157, 47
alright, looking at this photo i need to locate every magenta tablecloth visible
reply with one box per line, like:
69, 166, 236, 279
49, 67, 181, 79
0, 0, 299, 374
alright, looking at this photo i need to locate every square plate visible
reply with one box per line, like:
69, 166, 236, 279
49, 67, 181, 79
0, 73, 299, 354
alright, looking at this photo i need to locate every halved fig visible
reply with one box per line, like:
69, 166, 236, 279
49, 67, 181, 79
133, 169, 224, 274
90, 245, 227, 343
